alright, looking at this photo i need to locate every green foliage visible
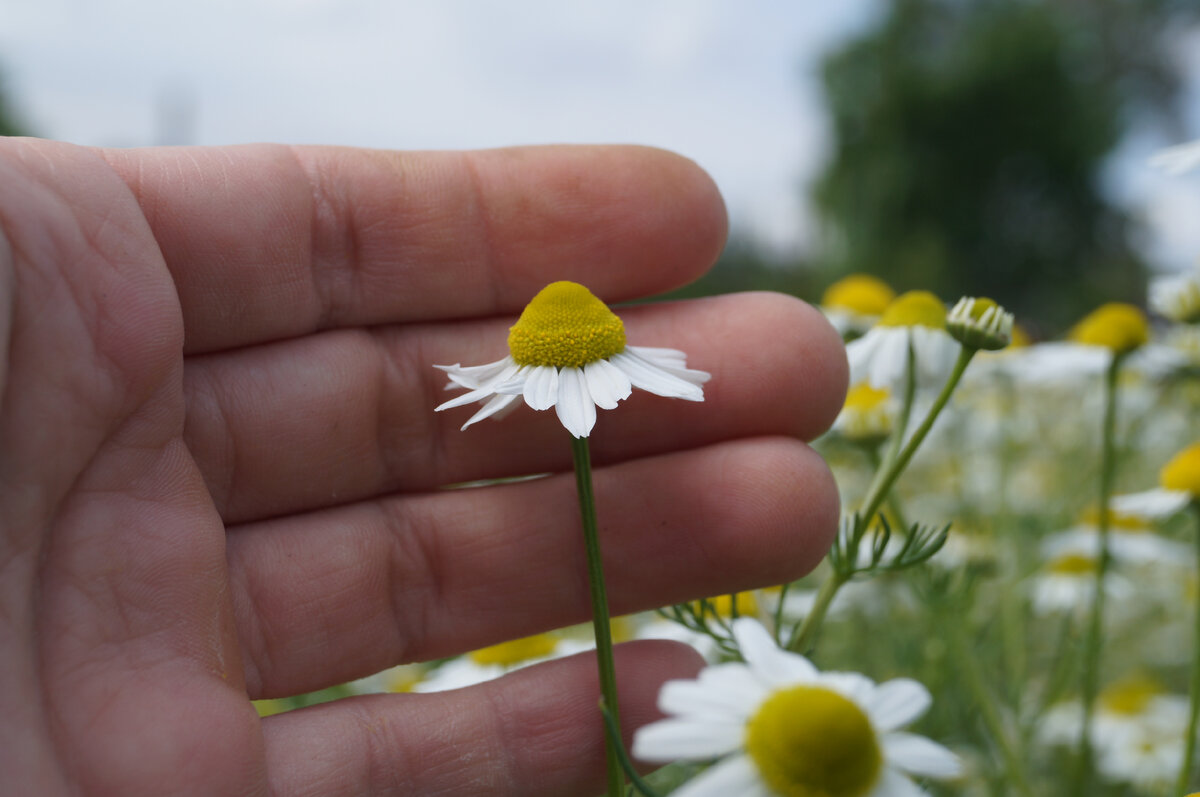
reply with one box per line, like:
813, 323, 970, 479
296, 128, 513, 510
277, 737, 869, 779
813, 0, 1193, 332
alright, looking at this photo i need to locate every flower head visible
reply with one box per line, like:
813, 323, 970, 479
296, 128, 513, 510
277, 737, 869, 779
434, 281, 710, 438
633, 618, 961, 797
1069, 303, 1149, 356
834, 382, 897, 444
1110, 441, 1200, 521
821, 274, 896, 337
846, 290, 959, 391
1149, 268, 1200, 324
947, 296, 1014, 351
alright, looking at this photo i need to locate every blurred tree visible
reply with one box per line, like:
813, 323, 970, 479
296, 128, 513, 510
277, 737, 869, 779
813, 0, 1197, 332
0, 68, 29, 137
651, 235, 820, 303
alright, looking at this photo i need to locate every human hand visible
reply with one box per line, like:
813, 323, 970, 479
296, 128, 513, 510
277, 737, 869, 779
0, 139, 846, 796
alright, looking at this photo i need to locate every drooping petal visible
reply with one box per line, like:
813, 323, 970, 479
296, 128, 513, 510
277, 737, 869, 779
522, 365, 560, 411
461, 393, 520, 430
627, 345, 711, 385
554, 366, 597, 438
631, 717, 747, 762
434, 356, 516, 389
610, 350, 705, 401
882, 732, 963, 778
668, 755, 771, 797
583, 358, 632, 410
865, 678, 932, 732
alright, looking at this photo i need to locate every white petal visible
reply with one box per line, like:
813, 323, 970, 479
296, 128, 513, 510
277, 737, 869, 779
583, 358, 632, 410
434, 356, 514, 389
554, 367, 596, 438
627, 345, 712, 384
461, 393, 520, 430
631, 717, 746, 761
659, 667, 767, 721
435, 384, 502, 412
868, 767, 928, 797
732, 618, 818, 687
1110, 488, 1192, 519
883, 732, 963, 779
668, 755, 771, 797
819, 671, 878, 706
865, 678, 932, 732
610, 350, 706, 401
522, 365, 560, 411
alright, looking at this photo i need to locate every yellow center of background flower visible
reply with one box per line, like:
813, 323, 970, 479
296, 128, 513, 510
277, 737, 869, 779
1098, 674, 1164, 715
844, 383, 891, 412
878, 290, 947, 329
822, 274, 895, 315
744, 684, 882, 797
1047, 553, 1098, 575
508, 281, 627, 368
1069, 303, 1149, 354
690, 591, 759, 618
469, 633, 559, 666
1160, 442, 1200, 496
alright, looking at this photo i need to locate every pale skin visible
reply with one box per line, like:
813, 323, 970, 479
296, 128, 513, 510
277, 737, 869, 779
0, 138, 847, 796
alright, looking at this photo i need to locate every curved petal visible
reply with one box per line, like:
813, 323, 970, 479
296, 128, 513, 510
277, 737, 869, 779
583, 358, 632, 410
883, 732, 962, 779
610, 350, 705, 401
670, 755, 771, 797
522, 365, 559, 411
865, 678, 932, 732
554, 366, 596, 438
434, 356, 515, 389
631, 717, 746, 762
461, 393, 520, 429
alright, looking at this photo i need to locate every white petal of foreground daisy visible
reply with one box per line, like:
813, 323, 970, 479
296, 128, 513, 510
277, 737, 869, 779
434, 280, 711, 438
633, 617, 961, 797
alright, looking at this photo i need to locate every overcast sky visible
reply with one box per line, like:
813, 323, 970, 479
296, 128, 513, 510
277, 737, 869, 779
2, 0, 1198, 272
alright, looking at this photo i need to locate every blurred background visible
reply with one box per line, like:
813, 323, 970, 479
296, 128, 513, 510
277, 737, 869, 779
2, 0, 1199, 332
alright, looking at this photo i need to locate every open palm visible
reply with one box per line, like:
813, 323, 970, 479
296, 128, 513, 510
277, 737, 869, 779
0, 139, 845, 796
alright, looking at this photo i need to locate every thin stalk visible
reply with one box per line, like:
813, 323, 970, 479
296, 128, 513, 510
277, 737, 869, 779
1174, 501, 1200, 796
1073, 354, 1123, 797
601, 704, 663, 797
942, 596, 1035, 797
789, 344, 977, 653
570, 435, 624, 797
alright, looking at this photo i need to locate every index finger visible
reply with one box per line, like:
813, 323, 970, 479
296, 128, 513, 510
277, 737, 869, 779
99, 144, 728, 354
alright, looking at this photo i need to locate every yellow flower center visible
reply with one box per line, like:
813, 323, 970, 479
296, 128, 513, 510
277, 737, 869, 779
507, 281, 626, 368
691, 591, 759, 618
822, 274, 895, 316
1079, 507, 1154, 533
844, 383, 891, 412
1009, 324, 1031, 348
1047, 553, 1098, 575
1098, 675, 1164, 716
1069, 303, 1149, 354
744, 684, 883, 797
469, 633, 559, 666
877, 290, 946, 329
1160, 442, 1200, 496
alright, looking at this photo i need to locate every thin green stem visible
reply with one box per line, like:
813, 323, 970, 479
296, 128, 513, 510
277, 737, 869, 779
1174, 501, 1200, 796
942, 595, 1035, 797
600, 704, 663, 797
859, 346, 976, 525
1073, 354, 1123, 797
570, 435, 624, 797
789, 344, 977, 654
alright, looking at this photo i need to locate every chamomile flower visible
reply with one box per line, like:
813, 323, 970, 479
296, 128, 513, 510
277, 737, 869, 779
412, 631, 592, 693
846, 290, 959, 391
1040, 508, 1190, 566
821, 274, 896, 338
1029, 551, 1134, 616
435, 281, 710, 438
834, 383, 898, 444
1111, 441, 1200, 520
632, 618, 961, 797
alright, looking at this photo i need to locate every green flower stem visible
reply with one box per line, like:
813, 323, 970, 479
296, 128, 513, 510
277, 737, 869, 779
570, 435, 624, 797
1073, 353, 1123, 797
1175, 501, 1200, 797
859, 345, 976, 524
789, 344, 976, 654
942, 596, 1034, 797
863, 338, 918, 503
